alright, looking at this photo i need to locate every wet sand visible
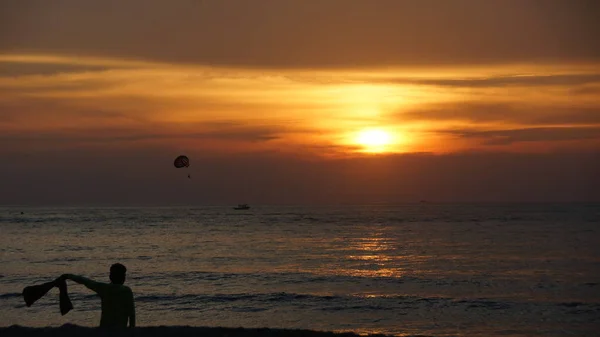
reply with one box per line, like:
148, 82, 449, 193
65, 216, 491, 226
1, 325, 394, 337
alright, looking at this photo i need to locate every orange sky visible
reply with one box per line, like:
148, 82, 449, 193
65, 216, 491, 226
1, 0, 599, 204
2, 53, 599, 156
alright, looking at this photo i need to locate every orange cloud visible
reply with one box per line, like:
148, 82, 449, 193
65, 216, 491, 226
1, 53, 599, 157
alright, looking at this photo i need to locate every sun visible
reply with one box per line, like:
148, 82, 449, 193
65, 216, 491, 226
357, 129, 391, 146
355, 129, 393, 153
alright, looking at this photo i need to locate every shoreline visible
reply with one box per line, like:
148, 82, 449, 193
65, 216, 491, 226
1, 325, 396, 337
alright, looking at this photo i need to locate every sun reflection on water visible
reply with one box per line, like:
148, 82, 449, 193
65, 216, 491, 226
342, 232, 404, 278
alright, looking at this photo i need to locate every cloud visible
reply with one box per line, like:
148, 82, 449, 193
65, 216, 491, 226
2, 0, 599, 68
570, 84, 600, 96
0, 122, 290, 146
0, 97, 155, 131
376, 74, 600, 88
0, 61, 110, 77
398, 102, 600, 125
440, 126, 600, 145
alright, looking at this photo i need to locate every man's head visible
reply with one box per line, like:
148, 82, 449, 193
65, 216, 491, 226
109, 263, 127, 285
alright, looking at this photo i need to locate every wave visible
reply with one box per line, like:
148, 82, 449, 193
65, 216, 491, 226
127, 269, 592, 292
5, 269, 599, 302
131, 291, 600, 312
136, 270, 417, 284
135, 292, 338, 305
7, 288, 599, 319
0, 292, 22, 299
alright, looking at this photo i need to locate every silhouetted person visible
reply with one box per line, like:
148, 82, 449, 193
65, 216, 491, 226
58, 263, 135, 328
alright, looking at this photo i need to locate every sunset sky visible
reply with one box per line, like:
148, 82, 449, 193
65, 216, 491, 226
1, 0, 599, 205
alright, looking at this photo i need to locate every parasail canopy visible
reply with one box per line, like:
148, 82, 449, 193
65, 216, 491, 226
174, 155, 190, 168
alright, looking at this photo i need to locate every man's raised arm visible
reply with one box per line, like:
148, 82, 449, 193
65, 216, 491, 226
61, 274, 105, 293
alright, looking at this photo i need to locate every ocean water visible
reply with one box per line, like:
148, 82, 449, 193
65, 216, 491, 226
1, 204, 599, 337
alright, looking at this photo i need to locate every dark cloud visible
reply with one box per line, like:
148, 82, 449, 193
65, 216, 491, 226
399, 103, 600, 125
0, 62, 110, 77
2, 0, 599, 68
377, 74, 600, 88
0, 98, 154, 127
570, 84, 600, 96
0, 81, 116, 97
0, 123, 288, 145
441, 126, 600, 145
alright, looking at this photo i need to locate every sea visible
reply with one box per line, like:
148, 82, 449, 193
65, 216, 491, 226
1, 204, 599, 337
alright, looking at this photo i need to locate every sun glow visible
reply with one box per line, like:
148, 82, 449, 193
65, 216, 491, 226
355, 129, 394, 153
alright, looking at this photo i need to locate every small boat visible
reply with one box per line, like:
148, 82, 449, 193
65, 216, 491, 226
233, 204, 250, 210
